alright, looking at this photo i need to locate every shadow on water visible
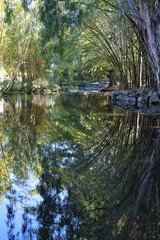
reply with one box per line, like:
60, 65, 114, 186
0, 94, 160, 239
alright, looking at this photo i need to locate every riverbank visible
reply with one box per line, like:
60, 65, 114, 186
69, 85, 160, 115
1, 79, 160, 114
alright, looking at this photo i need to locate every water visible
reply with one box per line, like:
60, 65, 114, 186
0, 94, 160, 240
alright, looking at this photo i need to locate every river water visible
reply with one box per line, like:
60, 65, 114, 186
0, 94, 160, 239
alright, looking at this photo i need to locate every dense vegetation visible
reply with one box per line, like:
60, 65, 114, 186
0, 1, 160, 93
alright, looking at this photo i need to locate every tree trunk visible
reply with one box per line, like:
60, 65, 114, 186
2, 27, 31, 94
3, 61, 22, 93
108, 70, 117, 86
126, 0, 160, 94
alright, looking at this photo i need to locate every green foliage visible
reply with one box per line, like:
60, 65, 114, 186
40, 0, 84, 43
0, 0, 157, 90
21, 0, 32, 10
4, 1, 13, 24
0, 81, 8, 91
1, 0, 44, 92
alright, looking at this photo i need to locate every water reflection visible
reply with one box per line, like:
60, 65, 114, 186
0, 94, 160, 239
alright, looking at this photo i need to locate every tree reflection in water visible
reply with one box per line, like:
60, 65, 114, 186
79, 113, 160, 239
0, 94, 160, 239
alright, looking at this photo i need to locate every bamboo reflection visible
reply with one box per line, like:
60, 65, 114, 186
78, 113, 160, 239
0, 94, 160, 239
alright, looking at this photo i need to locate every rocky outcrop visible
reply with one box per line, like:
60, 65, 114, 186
111, 89, 160, 114
112, 90, 160, 114
112, 90, 160, 105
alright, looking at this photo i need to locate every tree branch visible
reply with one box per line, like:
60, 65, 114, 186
101, 0, 118, 9
75, 1, 118, 13
126, 0, 143, 31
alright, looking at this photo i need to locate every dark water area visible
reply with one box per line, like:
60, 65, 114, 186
0, 94, 160, 240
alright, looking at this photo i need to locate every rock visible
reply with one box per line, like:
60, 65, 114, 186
116, 94, 130, 101
53, 84, 61, 92
112, 88, 160, 105
137, 86, 148, 94
115, 100, 129, 106
149, 94, 160, 104
128, 91, 138, 97
112, 88, 160, 114
148, 90, 155, 97
148, 104, 160, 113
129, 97, 137, 105
137, 94, 148, 102
112, 90, 121, 99
137, 102, 148, 109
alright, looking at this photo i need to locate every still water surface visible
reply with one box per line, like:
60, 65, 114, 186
0, 94, 160, 240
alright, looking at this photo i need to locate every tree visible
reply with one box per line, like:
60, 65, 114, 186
38, 0, 160, 90
0, 2, 4, 46
95, 0, 160, 91
0, 2, 5, 73
73, 0, 160, 91
2, 1, 43, 93
3, 0, 160, 91
124, 0, 160, 93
